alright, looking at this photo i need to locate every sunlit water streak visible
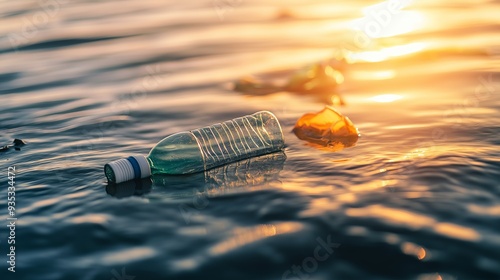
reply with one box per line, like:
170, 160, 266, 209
0, 0, 499, 279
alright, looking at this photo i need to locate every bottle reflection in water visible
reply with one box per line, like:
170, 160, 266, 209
152, 151, 286, 197
205, 151, 286, 191
106, 178, 152, 198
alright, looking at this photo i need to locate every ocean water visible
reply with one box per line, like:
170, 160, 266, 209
1, 0, 499, 279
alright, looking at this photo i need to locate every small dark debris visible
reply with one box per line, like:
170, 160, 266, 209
13, 139, 26, 146
0, 139, 27, 152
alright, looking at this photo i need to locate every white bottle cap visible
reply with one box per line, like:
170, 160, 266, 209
104, 155, 151, 183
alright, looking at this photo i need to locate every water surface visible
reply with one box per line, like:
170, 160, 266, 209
0, 0, 499, 279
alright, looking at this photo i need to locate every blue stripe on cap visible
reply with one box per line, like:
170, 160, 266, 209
126, 156, 141, 179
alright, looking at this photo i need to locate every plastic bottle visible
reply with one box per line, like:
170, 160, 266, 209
104, 111, 285, 183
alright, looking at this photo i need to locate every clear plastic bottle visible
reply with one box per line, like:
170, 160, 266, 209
104, 111, 285, 183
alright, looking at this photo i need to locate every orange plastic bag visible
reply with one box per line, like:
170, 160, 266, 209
293, 106, 359, 151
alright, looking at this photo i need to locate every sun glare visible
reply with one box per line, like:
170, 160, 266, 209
370, 94, 403, 103
349, 42, 427, 62
349, 0, 424, 38
350, 11, 424, 39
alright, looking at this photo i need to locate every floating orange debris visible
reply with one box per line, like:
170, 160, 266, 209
233, 61, 346, 106
233, 76, 281, 96
284, 63, 344, 94
293, 106, 359, 151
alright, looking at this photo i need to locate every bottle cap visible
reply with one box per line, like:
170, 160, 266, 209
104, 155, 151, 183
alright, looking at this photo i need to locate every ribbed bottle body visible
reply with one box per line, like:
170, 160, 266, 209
191, 111, 284, 171
147, 111, 284, 174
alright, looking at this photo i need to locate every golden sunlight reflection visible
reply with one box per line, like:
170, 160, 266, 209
349, 179, 398, 192
364, 11, 424, 38
352, 70, 396, 80
468, 204, 500, 216
417, 274, 445, 280
349, 0, 425, 38
347, 205, 436, 229
102, 247, 156, 265
390, 146, 432, 163
69, 214, 110, 225
347, 206, 481, 241
349, 42, 428, 63
209, 222, 303, 256
401, 242, 427, 260
370, 94, 403, 103
434, 223, 481, 242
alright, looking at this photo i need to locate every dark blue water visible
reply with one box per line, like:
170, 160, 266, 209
1, 0, 499, 279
